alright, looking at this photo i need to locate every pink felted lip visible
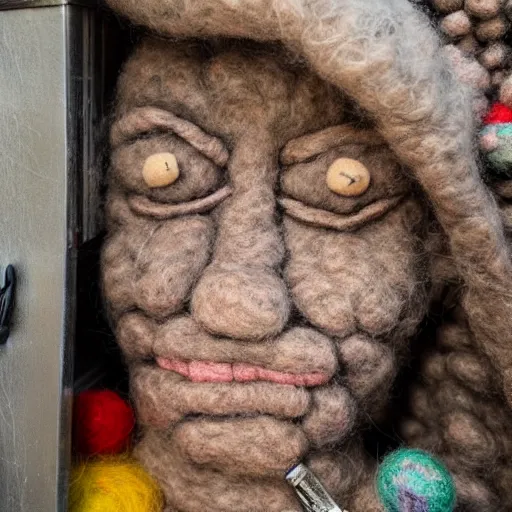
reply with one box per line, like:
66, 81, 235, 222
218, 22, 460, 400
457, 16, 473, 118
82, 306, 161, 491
155, 357, 329, 387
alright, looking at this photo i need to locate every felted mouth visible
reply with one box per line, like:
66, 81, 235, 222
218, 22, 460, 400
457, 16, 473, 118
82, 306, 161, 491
155, 357, 329, 386
278, 194, 404, 231
133, 364, 312, 423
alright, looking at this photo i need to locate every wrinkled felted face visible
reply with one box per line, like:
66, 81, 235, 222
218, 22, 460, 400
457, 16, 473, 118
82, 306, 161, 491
102, 38, 431, 511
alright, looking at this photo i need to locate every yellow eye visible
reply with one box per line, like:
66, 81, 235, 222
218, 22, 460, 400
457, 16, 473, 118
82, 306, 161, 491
142, 153, 180, 188
326, 158, 370, 197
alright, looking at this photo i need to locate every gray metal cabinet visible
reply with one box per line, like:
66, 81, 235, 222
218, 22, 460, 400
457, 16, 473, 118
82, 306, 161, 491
0, 2, 111, 510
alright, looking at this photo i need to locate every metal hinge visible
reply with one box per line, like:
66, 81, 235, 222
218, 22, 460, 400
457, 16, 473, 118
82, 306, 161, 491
0, 265, 16, 345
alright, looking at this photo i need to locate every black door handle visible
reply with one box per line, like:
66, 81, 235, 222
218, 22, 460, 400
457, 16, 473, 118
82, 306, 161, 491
0, 265, 16, 344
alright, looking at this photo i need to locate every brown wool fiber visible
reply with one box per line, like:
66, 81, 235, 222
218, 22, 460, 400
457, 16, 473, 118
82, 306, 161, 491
433, 0, 465, 13
474, 16, 509, 41
456, 34, 481, 56
492, 69, 506, 87
444, 45, 490, 90
479, 42, 510, 70
101, 0, 512, 510
337, 335, 396, 416
500, 73, 512, 106
441, 10, 473, 37
465, 0, 501, 19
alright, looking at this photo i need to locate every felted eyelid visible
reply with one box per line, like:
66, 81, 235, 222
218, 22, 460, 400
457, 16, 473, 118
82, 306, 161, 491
279, 195, 404, 232
280, 142, 409, 217
128, 186, 233, 219
111, 106, 230, 167
280, 124, 386, 166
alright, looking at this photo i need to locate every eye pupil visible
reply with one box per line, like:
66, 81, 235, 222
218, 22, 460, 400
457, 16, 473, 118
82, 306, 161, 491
339, 171, 358, 185
142, 152, 180, 188
326, 158, 370, 197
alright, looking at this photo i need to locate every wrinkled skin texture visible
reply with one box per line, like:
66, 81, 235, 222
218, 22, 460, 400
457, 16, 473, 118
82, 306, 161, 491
102, 39, 430, 511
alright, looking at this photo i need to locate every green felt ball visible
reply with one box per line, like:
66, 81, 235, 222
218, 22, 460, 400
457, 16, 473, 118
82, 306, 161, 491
481, 123, 512, 176
376, 448, 456, 512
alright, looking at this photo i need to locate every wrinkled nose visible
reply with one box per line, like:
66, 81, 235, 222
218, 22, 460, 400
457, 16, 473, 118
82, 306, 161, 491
191, 142, 290, 340
192, 264, 289, 340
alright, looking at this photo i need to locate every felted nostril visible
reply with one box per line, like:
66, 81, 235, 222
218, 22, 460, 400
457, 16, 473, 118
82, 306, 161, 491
191, 265, 290, 340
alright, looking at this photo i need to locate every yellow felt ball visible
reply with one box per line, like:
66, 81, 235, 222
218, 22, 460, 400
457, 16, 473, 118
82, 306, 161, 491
142, 152, 180, 188
69, 457, 164, 512
326, 158, 371, 197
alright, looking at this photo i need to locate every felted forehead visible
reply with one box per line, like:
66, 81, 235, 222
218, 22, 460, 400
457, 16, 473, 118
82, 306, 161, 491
116, 37, 346, 145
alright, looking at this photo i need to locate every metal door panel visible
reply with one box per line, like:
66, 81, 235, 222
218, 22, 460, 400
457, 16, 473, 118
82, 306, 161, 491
0, 7, 75, 511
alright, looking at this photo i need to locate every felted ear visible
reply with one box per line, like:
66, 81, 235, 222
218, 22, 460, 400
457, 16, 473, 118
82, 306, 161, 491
106, 0, 512, 404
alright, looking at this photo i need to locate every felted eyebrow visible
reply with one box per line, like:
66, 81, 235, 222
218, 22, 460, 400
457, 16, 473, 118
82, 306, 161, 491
110, 106, 230, 168
280, 124, 386, 166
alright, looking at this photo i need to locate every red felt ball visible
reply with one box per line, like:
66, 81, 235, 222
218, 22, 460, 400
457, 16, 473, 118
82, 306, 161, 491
484, 102, 512, 125
73, 390, 135, 456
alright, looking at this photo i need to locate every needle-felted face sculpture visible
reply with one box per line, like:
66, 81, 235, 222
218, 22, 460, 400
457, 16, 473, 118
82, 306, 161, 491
102, 1, 512, 510
104, 39, 429, 511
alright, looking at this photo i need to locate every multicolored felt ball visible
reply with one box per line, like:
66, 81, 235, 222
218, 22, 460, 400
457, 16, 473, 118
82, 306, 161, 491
376, 448, 456, 512
69, 457, 163, 512
73, 389, 135, 456
480, 102, 512, 175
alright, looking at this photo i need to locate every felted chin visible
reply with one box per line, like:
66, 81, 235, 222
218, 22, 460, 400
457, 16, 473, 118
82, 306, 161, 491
130, 367, 356, 479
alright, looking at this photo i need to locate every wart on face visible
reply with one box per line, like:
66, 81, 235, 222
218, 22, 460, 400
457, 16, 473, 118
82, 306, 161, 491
102, 37, 430, 511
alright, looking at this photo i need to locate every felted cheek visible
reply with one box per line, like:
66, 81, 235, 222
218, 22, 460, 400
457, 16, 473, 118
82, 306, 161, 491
283, 201, 425, 339
337, 335, 396, 415
142, 152, 180, 188
102, 216, 214, 321
301, 386, 356, 447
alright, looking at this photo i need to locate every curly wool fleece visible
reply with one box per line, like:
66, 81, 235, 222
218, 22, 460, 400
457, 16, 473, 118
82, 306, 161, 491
431, 0, 512, 109
102, 0, 512, 510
